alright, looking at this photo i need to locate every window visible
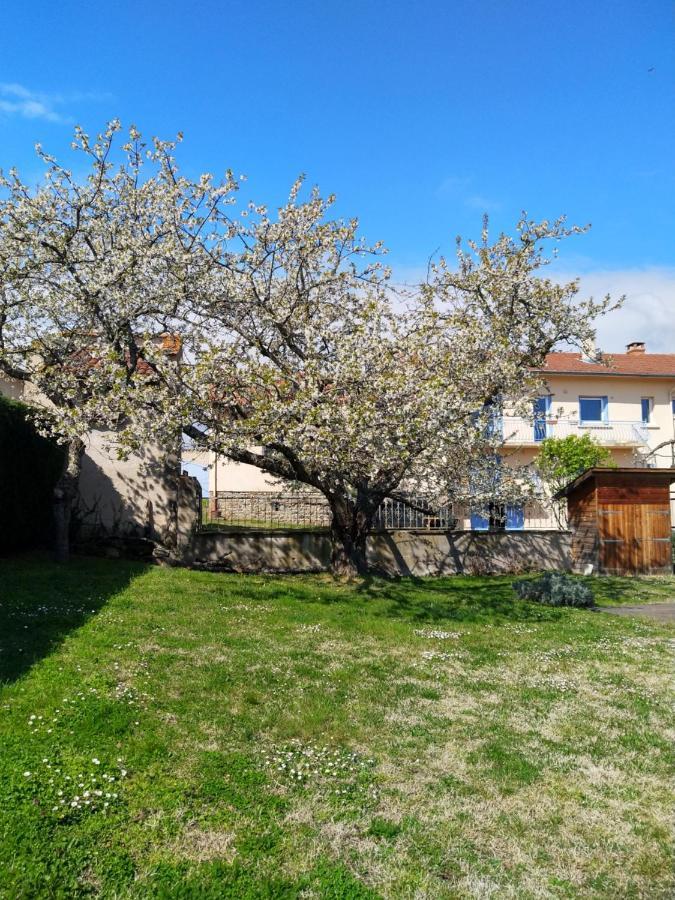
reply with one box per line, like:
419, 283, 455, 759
470, 509, 489, 531
470, 502, 523, 531
470, 504, 503, 531
475, 397, 502, 439
641, 397, 653, 424
505, 504, 524, 531
533, 396, 550, 442
579, 396, 608, 424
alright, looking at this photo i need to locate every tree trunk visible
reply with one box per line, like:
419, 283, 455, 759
328, 492, 373, 577
53, 437, 85, 562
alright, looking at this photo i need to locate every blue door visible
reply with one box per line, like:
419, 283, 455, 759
505, 504, 524, 530
533, 396, 550, 442
470, 509, 490, 531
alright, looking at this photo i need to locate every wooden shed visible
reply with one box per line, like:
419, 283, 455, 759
555, 467, 675, 575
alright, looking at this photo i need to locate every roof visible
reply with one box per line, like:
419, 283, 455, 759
135, 333, 182, 375
537, 352, 675, 378
68, 333, 181, 377
553, 466, 675, 500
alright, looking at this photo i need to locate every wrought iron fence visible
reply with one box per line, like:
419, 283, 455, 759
373, 496, 457, 531
200, 491, 560, 532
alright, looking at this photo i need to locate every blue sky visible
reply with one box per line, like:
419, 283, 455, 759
1, 0, 673, 348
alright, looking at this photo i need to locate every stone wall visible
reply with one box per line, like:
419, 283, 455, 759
368, 530, 573, 577
190, 529, 330, 572
211, 491, 331, 528
186, 528, 574, 576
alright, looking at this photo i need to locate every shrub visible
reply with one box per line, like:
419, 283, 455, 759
513, 572, 594, 608
0, 395, 64, 553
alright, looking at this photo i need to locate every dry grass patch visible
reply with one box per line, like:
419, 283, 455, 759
173, 824, 237, 862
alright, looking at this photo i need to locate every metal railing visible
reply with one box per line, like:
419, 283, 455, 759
201, 492, 561, 532
501, 416, 651, 447
373, 496, 456, 531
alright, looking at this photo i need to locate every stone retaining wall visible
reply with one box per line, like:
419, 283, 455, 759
187, 529, 574, 576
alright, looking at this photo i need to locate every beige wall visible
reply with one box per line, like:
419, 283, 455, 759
77, 430, 180, 543
504, 374, 675, 526
182, 447, 287, 494
534, 374, 675, 464
183, 371, 675, 531
194, 375, 675, 496
1, 375, 181, 544
0, 376, 25, 401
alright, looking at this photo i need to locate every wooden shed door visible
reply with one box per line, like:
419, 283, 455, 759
599, 503, 672, 574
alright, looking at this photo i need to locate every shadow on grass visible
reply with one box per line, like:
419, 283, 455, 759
261, 574, 566, 625
0, 553, 147, 684
357, 576, 565, 624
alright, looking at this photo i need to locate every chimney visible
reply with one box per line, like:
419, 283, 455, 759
626, 341, 646, 354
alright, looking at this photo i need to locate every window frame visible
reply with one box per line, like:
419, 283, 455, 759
579, 395, 608, 425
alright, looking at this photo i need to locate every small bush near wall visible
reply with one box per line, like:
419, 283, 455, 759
513, 572, 594, 608
0, 396, 65, 553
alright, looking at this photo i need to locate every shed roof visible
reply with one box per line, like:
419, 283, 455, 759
553, 466, 675, 500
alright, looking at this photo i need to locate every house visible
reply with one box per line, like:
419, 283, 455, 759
0, 334, 189, 549
482, 341, 675, 530
187, 342, 675, 531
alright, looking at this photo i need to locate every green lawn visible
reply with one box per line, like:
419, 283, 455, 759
0, 558, 673, 898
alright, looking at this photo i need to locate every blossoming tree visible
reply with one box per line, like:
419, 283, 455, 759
0, 121, 239, 558
0, 123, 614, 572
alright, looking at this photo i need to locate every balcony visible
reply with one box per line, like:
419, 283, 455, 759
501, 416, 651, 448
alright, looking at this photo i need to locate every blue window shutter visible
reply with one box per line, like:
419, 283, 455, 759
470, 510, 489, 531
641, 398, 651, 423
533, 396, 550, 441
483, 399, 503, 439
579, 397, 593, 422
505, 505, 524, 530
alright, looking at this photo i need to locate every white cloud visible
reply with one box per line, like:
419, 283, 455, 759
390, 263, 675, 354
437, 175, 471, 195
558, 268, 675, 354
464, 194, 502, 212
436, 176, 502, 213
0, 83, 112, 124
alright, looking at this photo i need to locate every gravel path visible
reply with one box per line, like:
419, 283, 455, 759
598, 603, 675, 623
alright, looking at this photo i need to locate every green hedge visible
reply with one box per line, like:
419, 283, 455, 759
0, 395, 65, 553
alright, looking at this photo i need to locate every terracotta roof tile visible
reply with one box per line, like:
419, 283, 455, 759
537, 352, 675, 377
160, 333, 182, 355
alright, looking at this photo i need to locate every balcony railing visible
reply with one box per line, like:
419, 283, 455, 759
501, 416, 651, 447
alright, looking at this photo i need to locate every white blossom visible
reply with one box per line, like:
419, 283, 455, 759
0, 123, 617, 573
